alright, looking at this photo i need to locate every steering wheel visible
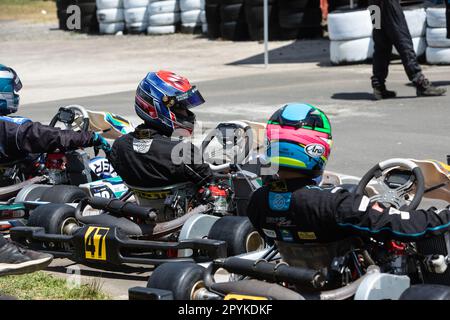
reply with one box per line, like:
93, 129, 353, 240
201, 122, 254, 165
49, 105, 90, 132
355, 158, 425, 211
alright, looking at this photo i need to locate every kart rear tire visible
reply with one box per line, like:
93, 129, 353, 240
40, 185, 87, 204
208, 216, 264, 256
15, 184, 52, 202
28, 204, 78, 235
399, 284, 450, 300
147, 262, 205, 300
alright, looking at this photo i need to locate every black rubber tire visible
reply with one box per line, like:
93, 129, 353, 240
208, 216, 263, 256
220, 20, 249, 40
205, 3, 221, 38
57, 0, 75, 10
279, 11, 304, 29
221, 3, 244, 22
222, 0, 244, 4
245, 2, 281, 41
147, 262, 205, 300
297, 26, 322, 38
299, 7, 322, 27
40, 185, 87, 204
16, 185, 52, 202
399, 284, 450, 300
78, 3, 97, 15
28, 204, 77, 234
278, 0, 309, 10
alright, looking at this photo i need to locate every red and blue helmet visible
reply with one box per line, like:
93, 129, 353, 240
0, 64, 22, 116
266, 103, 332, 177
134, 70, 205, 135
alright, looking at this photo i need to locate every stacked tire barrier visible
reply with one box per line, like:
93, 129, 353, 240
328, 5, 427, 64
180, 0, 204, 33
124, 0, 150, 33
57, 0, 99, 33
56, 0, 73, 30
147, 0, 181, 35
328, 9, 373, 64
426, 7, 450, 64
96, 0, 125, 34
204, 0, 221, 38
278, 0, 322, 40
245, 0, 280, 41
221, 0, 249, 40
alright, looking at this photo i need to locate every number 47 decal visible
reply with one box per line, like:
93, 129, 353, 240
84, 227, 109, 261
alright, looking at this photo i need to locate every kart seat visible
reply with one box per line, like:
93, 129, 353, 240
210, 279, 304, 300
125, 182, 197, 213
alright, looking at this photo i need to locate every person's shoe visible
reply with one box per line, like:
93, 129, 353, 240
415, 75, 447, 97
373, 86, 397, 100
0, 241, 53, 276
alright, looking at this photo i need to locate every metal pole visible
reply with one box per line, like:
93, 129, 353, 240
263, 0, 269, 68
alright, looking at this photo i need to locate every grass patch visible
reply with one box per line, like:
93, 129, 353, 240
0, 271, 110, 300
0, 0, 57, 22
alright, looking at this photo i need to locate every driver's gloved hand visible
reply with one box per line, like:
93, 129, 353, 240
91, 132, 112, 155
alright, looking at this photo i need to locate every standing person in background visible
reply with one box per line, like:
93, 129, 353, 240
369, 0, 447, 99
446, 0, 449, 38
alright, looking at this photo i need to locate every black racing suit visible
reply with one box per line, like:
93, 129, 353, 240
369, 0, 423, 88
0, 119, 95, 164
108, 125, 212, 188
247, 178, 450, 245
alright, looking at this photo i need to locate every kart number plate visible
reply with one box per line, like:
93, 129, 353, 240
84, 226, 110, 261
224, 294, 268, 300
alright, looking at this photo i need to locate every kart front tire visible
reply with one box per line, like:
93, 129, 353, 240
28, 204, 78, 235
147, 262, 205, 300
40, 185, 87, 204
208, 216, 264, 256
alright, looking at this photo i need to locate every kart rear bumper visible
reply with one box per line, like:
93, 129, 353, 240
10, 225, 227, 266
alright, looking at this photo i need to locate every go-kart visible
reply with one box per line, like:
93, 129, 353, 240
0, 105, 133, 232
9, 120, 270, 267
130, 156, 450, 300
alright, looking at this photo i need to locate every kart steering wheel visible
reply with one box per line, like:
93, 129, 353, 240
355, 158, 425, 211
201, 122, 254, 165
49, 105, 90, 132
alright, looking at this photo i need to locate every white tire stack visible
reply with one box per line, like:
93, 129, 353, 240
392, 8, 426, 57
96, 0, 125, 34
124, 0, 150, 33
426, 8, 450, 64
328, 10, 373, 64
180, 0, 204, 33
147, 0, 180, 35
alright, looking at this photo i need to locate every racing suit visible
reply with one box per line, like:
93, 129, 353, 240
369, 0, 423, 88
0, 117, 95, 164
108, 125, 212, 188
247, 178, 450, 245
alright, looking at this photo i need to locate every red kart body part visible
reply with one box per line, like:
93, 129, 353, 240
45, 153, 66, 170
387, 241, 408, 255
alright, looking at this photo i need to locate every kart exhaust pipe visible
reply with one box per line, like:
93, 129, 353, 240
206, 257, 326, 289
318, 265, 380, 300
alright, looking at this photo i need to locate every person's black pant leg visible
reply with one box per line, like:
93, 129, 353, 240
371, 0, 393, 87
372, 27, 393, 87
382, 0, 422, 82
446, 0, 449, 39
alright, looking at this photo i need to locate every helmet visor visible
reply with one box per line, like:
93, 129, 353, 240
172, 86, 205, 110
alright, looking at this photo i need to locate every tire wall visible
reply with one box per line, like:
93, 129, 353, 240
96, 0, 125, 34
328, 5, 427, 65
426, 7, 450, 64
147, 0, 181, 35
58, 0, 99, 33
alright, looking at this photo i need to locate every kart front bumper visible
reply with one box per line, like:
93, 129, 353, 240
10, 225, 227, 266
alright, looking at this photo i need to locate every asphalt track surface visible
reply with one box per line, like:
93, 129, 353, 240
20, 65, 450, 299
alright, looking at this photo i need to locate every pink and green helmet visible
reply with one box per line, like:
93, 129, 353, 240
266, 103, 332, 177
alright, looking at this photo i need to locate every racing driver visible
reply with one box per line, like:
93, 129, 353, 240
247, 103, 450, 280
108, 70, 212, 188
0, 64, 111, 276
